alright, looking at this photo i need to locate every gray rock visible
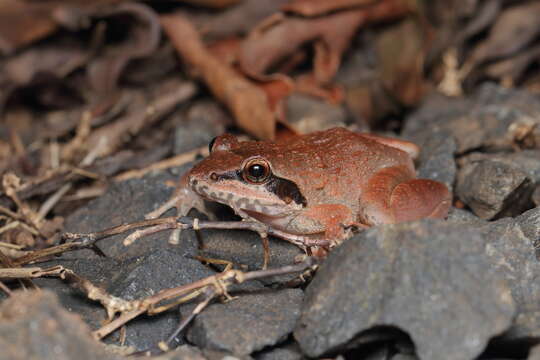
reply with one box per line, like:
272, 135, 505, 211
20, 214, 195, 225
456, 159, 533, 219
534, 185, 540, 206
294, 221, 515, 360
445, 207, 486, 226
516, 206, 540, 248
404, 128, 457, 191
108, 249, 217, 350
286, 94, 347, 133
0, 290, 122, 360
173, 100, 227, 155
197, 228, 303, 284
460, 151, 540, 185
478, 217, 540, 339
254, 343, 304, 360
149, 345, 206, 360
391, 355, 418, 360
403, 83, 540, 154
529, 344, 540, 360
32, 257, 123, 331
188, 289, 303, 356
64, 164, 198, 261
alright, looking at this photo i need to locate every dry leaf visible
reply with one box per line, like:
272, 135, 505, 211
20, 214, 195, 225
282, 0, 378, 17
469, 2, 540, 65
239, 0, 411, 85
161, 13, 277, 140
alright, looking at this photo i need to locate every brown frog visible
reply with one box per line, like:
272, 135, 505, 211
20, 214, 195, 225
147, 127, 451, 254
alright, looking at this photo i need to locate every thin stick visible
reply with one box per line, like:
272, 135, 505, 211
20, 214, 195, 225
114, 146, 208, 182
0, 281, 12, 296
37, 183, 72, 221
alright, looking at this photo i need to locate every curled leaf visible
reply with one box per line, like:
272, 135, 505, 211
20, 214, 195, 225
161, 13, 277, 140
282, 0, 378, 17
239, 0, 411, 84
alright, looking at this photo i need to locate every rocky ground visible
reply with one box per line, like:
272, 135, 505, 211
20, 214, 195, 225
1, 1, 540, 359
2, 83, 540, 360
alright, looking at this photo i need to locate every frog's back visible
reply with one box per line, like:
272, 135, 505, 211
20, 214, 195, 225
299, 127, 413, 174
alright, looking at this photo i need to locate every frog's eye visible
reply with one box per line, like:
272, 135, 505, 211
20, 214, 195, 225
243, 158, 271, 184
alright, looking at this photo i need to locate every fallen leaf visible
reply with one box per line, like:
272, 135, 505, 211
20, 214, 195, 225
375, 18, 428, 106
468, 2, 540, 66
282, 0, 377, 17
239, 0, 411, 84
195, 0, 290, 40
178, 0, 241, 9
161, 13, 277, 140
87, 2, 161, 99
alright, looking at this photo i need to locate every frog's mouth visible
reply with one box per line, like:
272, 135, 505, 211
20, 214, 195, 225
190, 178, 304, 217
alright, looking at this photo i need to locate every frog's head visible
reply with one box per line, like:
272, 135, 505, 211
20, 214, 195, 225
188, 134, 306, 218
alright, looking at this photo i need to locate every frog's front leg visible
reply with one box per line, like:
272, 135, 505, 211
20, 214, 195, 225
359, 165, 451, 225
145, 173, 208, 244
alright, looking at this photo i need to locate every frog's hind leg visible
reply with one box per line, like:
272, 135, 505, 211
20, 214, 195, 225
359, 166, 451, 225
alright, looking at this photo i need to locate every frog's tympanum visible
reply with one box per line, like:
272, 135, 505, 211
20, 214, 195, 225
147, 127, 451, 255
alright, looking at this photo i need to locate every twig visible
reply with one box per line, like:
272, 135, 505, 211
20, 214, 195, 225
0, 265, 66, 279
92, 258, 316, 339
37, 183, 72, 221
0, 281, 12, 296
113, 145, 208, 182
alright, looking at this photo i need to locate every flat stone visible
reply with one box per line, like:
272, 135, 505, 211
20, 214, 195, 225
478, 217, 540, 339
456, 159, 533, 219
32, 256, 123, 331
294, 220, 515, 360
108, 249, 217, 350
403, 83, 540, 154
461, 150, 540, 184
286, 93, 347, 133
254, 342, 304, 360
197, 228, 303, 284
188, 289, 303, 356
445, 207, 486, 226
148, 345, 206, 360
0, 290, 122, 360
64, 164, 198, 261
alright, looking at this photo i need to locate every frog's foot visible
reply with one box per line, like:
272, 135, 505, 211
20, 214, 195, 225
360, 166, 451, 225
145, 176, 208, 244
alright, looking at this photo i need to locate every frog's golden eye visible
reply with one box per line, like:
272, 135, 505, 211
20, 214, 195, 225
243, 158, 271, 184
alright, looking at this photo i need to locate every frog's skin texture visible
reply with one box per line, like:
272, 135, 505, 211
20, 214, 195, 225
147, 127, 451, 254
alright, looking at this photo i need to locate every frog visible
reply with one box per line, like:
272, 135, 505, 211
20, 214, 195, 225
146, 127, 451, 256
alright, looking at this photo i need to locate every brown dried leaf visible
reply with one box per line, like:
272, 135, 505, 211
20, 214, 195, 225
239, 0, 411, 85
0, 0, 115, 55
485, 45, 540, 82
3, 39, 90, 86
0, 0, 58, 55
375, 18, 427, 106
178, 0, 241, 9
282, 0, 377, 17
87, 2, 161, 98
195, 0, 290, 40
469, 2, 540, 65
161, 13, 277, 140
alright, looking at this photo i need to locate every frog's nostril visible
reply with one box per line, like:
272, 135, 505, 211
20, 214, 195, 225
210, 172, 218, 182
